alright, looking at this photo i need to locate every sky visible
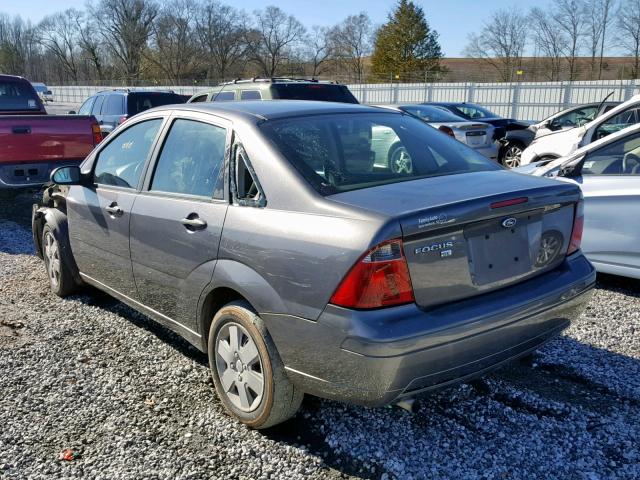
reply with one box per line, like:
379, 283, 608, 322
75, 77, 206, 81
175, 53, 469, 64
1, 0, 527, 57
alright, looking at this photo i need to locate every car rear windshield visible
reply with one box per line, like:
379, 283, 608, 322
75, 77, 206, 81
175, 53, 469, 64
127, 92, 184, 115
401, 105, 467, 123
0, 80, 41, 111
260, 113, 501, 195
272, 84, 358, 104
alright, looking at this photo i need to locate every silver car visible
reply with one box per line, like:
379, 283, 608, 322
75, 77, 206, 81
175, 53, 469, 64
377, 104, 499, 160
516, 123, 640, 279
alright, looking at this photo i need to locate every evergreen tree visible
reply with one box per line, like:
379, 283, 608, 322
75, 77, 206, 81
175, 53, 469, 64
371, 0, 443, 81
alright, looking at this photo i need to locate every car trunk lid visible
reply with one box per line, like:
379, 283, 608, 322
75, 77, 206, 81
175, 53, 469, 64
328, 170, 581, 309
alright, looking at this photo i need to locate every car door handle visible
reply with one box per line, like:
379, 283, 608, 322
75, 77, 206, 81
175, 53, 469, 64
180, 216, 207, 230
12, 126, 31, 134
105, 204, 123, 217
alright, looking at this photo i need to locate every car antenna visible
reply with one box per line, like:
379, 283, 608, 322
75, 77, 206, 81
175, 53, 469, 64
211, 79, 237, 102
596, 91, 615, 114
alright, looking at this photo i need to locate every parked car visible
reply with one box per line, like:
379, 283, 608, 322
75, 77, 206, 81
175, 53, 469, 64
74, 89, 185, 135
424, 102, 531, 142
187, 78, 359, 104
31, 82, 54, 103
500, 101, 620, 168
33, 101, 595, 428
0, 74, 102, 194
376, 104, 498, 160
515, 123, 640, 279
521, 94, 640, 165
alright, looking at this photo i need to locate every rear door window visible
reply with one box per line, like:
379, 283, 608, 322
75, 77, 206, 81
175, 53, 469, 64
93, 119, 163, 188
240, 90, 262, 100
213, 91, 235, 102
92, 95, 105, 115
272, 84, 358, 103
127, 93, 183, 114
150, 119, 227, 199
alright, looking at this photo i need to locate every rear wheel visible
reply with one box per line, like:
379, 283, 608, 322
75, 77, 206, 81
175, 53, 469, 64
208, 301, 303, 429
42, 224, 77, 297
500, 141, 524, 168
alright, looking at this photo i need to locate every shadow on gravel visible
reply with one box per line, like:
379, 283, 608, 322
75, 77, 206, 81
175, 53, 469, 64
597, 272, 640, 296
0, 190, 39, 255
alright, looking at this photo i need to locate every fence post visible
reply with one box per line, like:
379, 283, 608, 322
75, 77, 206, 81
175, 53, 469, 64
361, 84, 368, 104
562, 81, 572, 108
511, 82, 521, 119
467, 83, 475, 103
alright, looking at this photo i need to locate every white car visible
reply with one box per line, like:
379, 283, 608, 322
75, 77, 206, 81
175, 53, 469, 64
31, 82, 53, 103
521, 94, 640, 165
515, 123, 640, 279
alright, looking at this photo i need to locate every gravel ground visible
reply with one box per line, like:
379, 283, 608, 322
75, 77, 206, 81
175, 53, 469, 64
1, 191, 639, 479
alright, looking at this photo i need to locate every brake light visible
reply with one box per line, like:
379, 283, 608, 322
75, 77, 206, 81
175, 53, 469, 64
567, 201, 584, 255
438, 125, 455, 137
91, 123, 103, 145
330, 239, 415, 309
118, 116, 128, 125
490, 197, 528, 209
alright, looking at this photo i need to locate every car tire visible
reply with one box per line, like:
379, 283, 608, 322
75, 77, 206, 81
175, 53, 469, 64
42, 224, 77, 297
500, 141, 524, 168
208, 300, 303, 429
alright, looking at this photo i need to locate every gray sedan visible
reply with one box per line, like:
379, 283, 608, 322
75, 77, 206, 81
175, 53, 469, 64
33, 101, 594, 428
377, 104, 499, 159
516, 123, 640, 279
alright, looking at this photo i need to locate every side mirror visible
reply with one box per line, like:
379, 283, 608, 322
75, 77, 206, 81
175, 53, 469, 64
67, 110, 77, 115
51, 165, 82, 185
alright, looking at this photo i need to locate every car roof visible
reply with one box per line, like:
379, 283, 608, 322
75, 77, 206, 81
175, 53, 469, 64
155, 100, 391, 122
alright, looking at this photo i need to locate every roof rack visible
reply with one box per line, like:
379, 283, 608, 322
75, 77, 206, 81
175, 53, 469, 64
96, 88, 176, 94
217, 77, 337, 86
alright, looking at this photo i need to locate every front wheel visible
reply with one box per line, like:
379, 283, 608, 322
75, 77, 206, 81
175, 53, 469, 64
500, 142, 524, 168
208, 301, 303, 429
42, 224, 77, 297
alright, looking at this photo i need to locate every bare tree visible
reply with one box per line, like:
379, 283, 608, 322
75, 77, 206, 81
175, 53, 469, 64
305, 26, 332, 78
244, 6, 305, 77
554, 0, 586, 81
329, 13, 372, 83
195, 0, 246, 81
147, 0, 200, 83
464, 10, 528, 82
585, 0, 616, 79
618, 0, 640, 77
529, 8, 567, 81
75, 14, 105, 81
90, 0, 158, 82
38, 9, 82, 82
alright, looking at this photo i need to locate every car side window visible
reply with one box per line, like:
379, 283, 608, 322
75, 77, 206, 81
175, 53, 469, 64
582, 132, 640, 176
190, 94, 208, 103
213, 91, 235, 102
92, 95, 105, 115
93, 119, 163, 188
150, 119, 226, 199
104, 94, 124, 115
455, 106, 486, 119
78, 97, 95, 115
553, 106, 598, 129
240, 90, 262, 100
232, 143, 265, 207
594, 107, 640, 140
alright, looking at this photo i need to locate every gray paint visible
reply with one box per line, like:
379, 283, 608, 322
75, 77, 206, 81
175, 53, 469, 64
43, 101, 596, 406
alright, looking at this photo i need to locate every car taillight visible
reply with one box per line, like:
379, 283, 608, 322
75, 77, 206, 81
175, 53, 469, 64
438, 125, 455, 137
118, 116, 128, 125
567, 200, 584, 255
330, 239, 415, 309
91, 123, 103, 145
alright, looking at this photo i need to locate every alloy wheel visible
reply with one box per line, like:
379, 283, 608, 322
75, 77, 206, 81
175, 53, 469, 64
503, 144, 523, 168
390, 147, 413, 174
43, 231, 61, 288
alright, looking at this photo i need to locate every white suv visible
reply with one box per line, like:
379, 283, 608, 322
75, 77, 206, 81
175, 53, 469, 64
521, 94, 640, 165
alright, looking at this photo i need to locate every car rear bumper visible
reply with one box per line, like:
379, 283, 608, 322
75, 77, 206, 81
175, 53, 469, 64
0, 160, 82, 189
262, 252, 595, 406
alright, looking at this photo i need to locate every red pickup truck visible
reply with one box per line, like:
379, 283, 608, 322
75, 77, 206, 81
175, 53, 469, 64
0, 74, 101, 193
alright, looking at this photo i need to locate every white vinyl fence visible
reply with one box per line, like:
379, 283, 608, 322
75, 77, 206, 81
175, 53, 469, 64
50, 79, 640, 122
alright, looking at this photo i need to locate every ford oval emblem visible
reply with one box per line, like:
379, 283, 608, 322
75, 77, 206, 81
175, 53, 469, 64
502, 217, 517, 228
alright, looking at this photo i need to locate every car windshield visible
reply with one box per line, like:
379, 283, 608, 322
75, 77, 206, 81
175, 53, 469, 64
451, 104, 498, 119
127, 92, 184, 115
401, 105, 467, 123
260, 113, 501, 195
272, 84, 358, 104
0, 80, 41, 111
